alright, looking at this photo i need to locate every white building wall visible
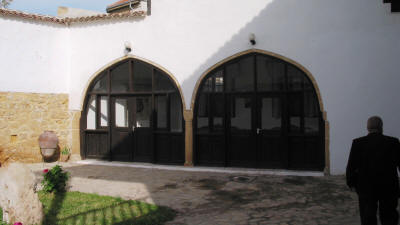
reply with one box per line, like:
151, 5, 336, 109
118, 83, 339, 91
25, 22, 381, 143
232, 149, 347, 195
0, 0, 399, 174
0, 18, 69, 93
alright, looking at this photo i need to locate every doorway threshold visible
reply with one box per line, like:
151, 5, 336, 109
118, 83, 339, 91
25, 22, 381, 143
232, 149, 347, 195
76, 159, 324, 177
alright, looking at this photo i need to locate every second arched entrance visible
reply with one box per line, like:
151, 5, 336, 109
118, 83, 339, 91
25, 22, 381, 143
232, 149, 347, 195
193, 52, 325, 171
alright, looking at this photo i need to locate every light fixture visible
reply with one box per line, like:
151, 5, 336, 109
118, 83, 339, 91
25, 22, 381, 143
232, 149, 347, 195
124, 41, 132, 55
249, 33, 256, 45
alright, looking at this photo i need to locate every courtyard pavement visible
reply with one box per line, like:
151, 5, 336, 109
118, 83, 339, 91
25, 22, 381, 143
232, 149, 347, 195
27, 161, 360, 225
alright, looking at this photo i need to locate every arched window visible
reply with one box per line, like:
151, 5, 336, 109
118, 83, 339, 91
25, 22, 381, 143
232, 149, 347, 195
82, 59, 184, 164
194, 53, 324, 171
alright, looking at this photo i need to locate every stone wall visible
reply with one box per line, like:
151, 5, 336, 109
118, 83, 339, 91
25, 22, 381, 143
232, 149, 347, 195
0, 92, 79, 164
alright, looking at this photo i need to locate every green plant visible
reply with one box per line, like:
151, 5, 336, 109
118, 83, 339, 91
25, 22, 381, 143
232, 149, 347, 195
0, 207, 8, 225
61, 146, 70, 155
41, 165, 69, 193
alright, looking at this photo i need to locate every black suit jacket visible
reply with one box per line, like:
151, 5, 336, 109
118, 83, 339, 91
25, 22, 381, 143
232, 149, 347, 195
346, 133, 400, 197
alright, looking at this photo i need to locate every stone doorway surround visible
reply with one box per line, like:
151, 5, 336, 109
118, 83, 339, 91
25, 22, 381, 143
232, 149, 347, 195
188, 49, 330, 174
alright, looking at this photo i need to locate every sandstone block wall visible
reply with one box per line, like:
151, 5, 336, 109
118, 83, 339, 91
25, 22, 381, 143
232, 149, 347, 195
0, 92, 80, 164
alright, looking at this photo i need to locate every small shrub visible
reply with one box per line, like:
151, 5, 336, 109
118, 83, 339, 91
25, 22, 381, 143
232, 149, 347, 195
61, 146, 70, 155
0, 208, 8, 225
41, 165, 69, 193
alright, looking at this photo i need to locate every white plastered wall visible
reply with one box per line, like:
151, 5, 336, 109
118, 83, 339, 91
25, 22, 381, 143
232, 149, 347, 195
0, 18, 69, 93
0, 0, 399, 174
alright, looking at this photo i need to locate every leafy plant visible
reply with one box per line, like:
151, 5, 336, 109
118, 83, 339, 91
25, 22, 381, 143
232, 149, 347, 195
0, 207, 9, 225
41, 165, 69, 193
61, 146, 70, 155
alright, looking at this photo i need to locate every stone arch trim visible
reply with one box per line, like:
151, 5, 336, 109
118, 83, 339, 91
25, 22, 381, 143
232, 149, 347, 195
190, 49, 330, 174
80, 54, 186, 111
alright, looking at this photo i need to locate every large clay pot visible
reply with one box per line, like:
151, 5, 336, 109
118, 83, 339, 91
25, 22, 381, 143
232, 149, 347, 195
38, 131, 58, 159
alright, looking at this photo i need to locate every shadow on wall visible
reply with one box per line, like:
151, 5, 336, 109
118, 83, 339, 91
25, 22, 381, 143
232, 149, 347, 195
180, 0, 396, 109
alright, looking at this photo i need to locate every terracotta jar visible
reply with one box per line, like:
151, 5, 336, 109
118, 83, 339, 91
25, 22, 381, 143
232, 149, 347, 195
38, 131, 59, 159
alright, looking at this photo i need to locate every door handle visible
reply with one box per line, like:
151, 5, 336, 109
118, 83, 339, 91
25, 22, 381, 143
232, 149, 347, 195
257, 128, 261, 134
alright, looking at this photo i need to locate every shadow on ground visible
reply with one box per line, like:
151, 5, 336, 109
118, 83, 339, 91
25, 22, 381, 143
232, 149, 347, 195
30, 163, 360, 225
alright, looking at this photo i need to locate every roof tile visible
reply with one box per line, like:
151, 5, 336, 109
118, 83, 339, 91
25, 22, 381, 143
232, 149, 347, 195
0, 8, 145, 25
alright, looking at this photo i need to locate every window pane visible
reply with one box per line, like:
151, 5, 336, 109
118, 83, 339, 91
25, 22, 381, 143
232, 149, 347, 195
212, 94, 224, 131
289, 94, 302, 132
92, 72, 108, 93
287, 65, 304, 91
304, 91, 320, 133
115, 99, 128, 127
231, 96, 252, 130
170, 93, 183, 132
256, 56, 285, 91
226, 56, 254, 92
154, 70, 175, 91
111, 61, 130, 92
214, 70, 224, 92
202, 77, 213, 92
261, 97, 281, 130
86, 95, 96, 129
135, 97, 151, 128
100, 96, 108, 127
133, 61, 152, 92
303, 77, 313, 90
197, 94, 209, 131
156, 96, 167, 129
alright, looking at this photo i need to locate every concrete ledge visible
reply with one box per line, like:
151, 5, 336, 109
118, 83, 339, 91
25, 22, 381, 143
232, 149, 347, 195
76, 160, 324, 177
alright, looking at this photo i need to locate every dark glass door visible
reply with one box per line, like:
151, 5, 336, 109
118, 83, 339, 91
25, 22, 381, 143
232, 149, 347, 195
111, 97, 134, 161
110, 96, 153, 162
256, 95, 287, 168
132, 96, 153, 162
228, 94, 256, 167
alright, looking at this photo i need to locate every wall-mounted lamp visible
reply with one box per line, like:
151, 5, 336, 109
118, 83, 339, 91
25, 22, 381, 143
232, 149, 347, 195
124, 41, 132, 55
249, 33, 256, 45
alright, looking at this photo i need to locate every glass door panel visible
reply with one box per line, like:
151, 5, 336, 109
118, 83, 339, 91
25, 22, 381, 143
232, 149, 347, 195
228, 95, 256, 167
156, 95, 167, 129
115, 99, 129, 128
170, 93, 183, 132
135, 96, 151, 128
133, 96, 153, 162
261, 97, 282, 131
111, 97, 133, 161
230, 96, 252, 131
86, 95, 96, 130
257, 95, 286, 168
100, 96, 109, 127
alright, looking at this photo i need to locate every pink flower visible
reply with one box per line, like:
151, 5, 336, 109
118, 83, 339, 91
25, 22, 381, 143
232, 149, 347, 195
43, 169, 49, 173
14, 222, 23, 225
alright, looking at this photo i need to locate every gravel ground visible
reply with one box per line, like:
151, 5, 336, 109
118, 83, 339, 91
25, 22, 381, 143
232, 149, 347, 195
27, 162, 360, 225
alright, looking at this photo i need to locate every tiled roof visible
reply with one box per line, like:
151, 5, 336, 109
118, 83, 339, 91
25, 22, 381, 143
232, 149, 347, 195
0, 8, 145, 25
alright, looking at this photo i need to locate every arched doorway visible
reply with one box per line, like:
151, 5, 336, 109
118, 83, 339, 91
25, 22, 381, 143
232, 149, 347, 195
194, 52, 325, 171
81, 58, 185, 164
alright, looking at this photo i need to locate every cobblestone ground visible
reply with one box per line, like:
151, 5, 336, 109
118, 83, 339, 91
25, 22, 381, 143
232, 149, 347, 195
28, 162, 360, 225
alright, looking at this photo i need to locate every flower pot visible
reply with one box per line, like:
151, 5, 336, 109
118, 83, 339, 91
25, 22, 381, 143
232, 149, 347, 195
38, 131, 58, 160
60, 154, 70, 162
41, 148, 56, 158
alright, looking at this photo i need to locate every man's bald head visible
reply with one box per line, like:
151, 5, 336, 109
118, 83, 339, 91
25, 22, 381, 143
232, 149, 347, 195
367, 116, 383, 134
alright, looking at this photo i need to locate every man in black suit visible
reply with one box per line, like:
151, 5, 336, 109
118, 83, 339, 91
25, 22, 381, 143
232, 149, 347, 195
346, 116, 400, 225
